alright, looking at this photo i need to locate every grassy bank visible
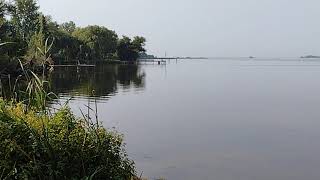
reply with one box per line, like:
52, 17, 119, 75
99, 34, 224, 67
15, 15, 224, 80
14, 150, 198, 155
0, 100, 136, 180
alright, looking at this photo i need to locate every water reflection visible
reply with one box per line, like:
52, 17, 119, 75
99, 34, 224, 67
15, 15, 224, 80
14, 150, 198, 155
49, 64, 146, 100
32, 59, 320, 180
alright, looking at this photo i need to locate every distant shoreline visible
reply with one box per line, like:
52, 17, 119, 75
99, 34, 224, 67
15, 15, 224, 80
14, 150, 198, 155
300, 55, 320, 59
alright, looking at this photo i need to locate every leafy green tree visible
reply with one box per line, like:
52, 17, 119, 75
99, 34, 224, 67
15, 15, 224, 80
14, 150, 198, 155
0, 0, 39, 61
0, 0, 8, 44
9, 0, 39, 41
0, 0, 5, 27
0, 1, 26, 60
72, 25, 118, 61
117, 36, 146, 61
132, 36, 146, 51
60, 21, 76, 34
0, 0, 8, 62
51, 29, 82, 63
116, 36, 131, 61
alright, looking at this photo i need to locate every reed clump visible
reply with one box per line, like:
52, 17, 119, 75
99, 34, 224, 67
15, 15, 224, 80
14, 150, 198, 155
0, 100, 135, 180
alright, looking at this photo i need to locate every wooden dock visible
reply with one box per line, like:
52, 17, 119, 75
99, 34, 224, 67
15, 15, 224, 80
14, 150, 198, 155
138, 59, 167, 65
51, 59, 169, 67
51, 64, 96, 67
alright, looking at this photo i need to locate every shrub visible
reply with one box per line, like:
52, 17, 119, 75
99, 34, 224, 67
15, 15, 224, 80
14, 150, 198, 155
0, 100, 135, 180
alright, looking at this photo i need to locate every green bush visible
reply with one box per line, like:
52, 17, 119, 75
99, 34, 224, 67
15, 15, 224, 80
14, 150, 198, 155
0, 100, 135, 180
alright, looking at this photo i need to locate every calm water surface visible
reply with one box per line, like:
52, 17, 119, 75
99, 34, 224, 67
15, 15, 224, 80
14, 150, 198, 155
51, 58, 320, 180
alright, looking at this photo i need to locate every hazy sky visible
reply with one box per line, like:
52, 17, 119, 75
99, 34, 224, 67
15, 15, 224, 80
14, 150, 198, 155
39, 0, 320, 57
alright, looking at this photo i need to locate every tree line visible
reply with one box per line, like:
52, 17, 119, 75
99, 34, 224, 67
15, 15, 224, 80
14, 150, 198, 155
0, 0, 147, 65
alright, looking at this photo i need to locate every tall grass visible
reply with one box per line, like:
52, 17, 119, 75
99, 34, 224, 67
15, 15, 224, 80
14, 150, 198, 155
0, 101, 135, 180
1, 38, 57, 111
19, 60, 56, 111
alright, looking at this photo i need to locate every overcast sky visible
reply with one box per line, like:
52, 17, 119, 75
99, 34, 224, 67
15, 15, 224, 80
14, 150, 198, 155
39, 0, 320, 57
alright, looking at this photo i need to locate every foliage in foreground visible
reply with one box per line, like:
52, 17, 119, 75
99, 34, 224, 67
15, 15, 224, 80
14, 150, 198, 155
0, 100, 135, 180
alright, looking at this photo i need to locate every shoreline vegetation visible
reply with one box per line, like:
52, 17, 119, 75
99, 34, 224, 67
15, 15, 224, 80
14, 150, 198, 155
0, 0, 147, 74
0, 0, 151, 179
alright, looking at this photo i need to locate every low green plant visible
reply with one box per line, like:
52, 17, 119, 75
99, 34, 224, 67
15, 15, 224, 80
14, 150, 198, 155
0, 100, 135, 180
